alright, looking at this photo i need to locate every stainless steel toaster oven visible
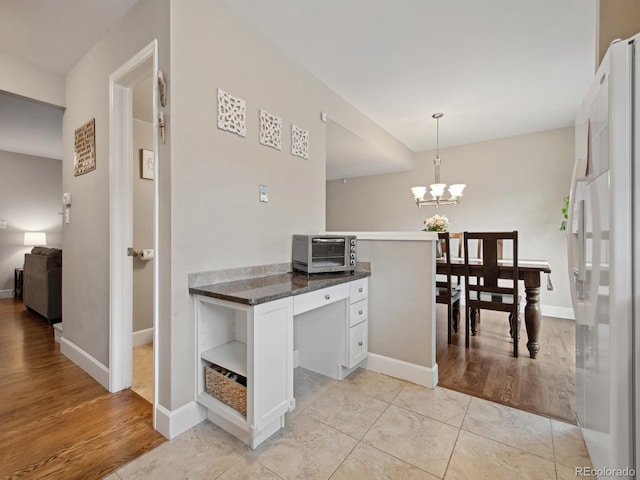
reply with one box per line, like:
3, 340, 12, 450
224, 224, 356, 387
292, 235, 357, 274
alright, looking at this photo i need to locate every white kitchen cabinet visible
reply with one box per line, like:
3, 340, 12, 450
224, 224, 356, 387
347, 320, 368, 367
295, 277, 369, 380
345, 278, 368, 369
194, 295, 293, 449
193, 274, 369, 448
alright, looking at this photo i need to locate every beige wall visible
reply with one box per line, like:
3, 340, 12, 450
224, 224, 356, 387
0, 52, 65, 108
0, 150, 62, 292
169, 0, 411, 409
327, 127, 574, 311
357, 239, 436, 369
597, 0, 640, 65
62, 0, 171, 408
132, 119, 154, 333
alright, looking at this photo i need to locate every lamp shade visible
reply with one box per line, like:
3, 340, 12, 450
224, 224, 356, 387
429, 183, 446, 198
448, 184, 466, 198
411, 186, 427, 200
24, 232, 46, 246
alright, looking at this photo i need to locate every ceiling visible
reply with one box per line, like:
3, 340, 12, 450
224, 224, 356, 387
1, 0, 597, 176
220, 0, 597, 168
0, 0, 140, 75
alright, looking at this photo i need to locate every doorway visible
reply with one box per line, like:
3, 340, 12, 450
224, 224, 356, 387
108, 41, 159, 426
130, 65, 155, 404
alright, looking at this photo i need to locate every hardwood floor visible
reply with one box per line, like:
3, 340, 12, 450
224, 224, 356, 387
0, 298, 165, 480
436, 304, 576, 424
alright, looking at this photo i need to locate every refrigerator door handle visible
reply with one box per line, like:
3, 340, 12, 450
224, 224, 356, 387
576, 199, 586, 283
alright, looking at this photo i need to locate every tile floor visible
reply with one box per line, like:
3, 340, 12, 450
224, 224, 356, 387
104, 368, 591, 479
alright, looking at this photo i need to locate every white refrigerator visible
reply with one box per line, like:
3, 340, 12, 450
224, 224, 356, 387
568, 33, 639, 478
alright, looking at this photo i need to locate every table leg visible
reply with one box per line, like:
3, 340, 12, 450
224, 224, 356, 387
523, 272, 541, 359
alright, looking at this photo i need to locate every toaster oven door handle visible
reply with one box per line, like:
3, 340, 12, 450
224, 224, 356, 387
312, 238, 346, 243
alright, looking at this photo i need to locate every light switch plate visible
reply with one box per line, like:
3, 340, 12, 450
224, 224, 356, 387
259, 184, 268, 203
0, 219, 6, 229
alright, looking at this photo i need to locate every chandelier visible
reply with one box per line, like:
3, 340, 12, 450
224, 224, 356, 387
411, 113, 466, 207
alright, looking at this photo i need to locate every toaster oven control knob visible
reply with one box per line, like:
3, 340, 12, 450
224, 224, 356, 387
350, 238, 356, 246
350, 253, 356, 259
350, 245, 356, 252
350, 259, 356, 266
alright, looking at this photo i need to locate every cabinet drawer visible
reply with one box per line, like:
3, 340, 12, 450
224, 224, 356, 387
346, 321, 368, 368
293, 283, 350, 316
350, 278, 368, 304
348, 299, 368, 327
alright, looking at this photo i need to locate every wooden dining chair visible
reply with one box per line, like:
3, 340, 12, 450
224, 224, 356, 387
449, 231, 483, 328
463, 231, 520, 357
436, 232, 461, 343
450, 232, 505, 331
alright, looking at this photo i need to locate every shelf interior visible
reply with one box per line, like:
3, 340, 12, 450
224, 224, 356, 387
201, 340, 247, 377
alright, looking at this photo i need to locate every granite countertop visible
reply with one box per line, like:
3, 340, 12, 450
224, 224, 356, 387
189, 270, 371, 305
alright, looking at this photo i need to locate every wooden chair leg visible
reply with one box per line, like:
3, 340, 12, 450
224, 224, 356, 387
452, 302, 460, 333
447, 303, 452, 345
470, 308, 479, 336
465, 306, 470, 348
509, 312, 519, 357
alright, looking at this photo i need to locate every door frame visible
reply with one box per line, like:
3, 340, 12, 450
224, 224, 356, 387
108, 40, 159, 424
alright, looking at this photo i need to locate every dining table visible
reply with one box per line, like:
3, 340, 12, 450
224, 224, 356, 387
436, 257, 552, 359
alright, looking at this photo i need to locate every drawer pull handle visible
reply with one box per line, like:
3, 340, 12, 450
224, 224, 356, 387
325, 294, 331, 300
358, 287, 364, 293
358, 341, 364, 346
358, 309, 364, 315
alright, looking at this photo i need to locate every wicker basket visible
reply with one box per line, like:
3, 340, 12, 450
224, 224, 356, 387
205, 366, 247, 416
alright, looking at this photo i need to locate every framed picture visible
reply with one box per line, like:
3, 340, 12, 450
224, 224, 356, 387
74, 118, 96, 176
140, 149, 154, 180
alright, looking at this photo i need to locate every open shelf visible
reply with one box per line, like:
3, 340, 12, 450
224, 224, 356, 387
201, 340, 247, 377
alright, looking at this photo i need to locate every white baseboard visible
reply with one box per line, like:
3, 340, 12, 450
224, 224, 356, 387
541, 305, 575, 320
155, 401, 206, 440
133, 327, 154, 346
0, 289, 13, 299
53, 323, 63, 343
60, 337, 109, 390
364, 353, 438, 388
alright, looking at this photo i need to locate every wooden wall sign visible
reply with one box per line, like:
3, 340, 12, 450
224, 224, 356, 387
74, 118, 96, 176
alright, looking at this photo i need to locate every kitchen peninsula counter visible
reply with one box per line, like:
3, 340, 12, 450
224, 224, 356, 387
189, 270, 371, 306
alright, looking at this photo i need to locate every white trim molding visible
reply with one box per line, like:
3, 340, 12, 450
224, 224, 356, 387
541, 305, 575, 320
364, 353, 438, 388
108, 39, 158, 396
155, 401, 206, 440
133, 327, 154, 346
60, 337, 109, 389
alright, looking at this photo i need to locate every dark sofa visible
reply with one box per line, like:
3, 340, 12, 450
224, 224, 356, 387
23, 247, 62, 323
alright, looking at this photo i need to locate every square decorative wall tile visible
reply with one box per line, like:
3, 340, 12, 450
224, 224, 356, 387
291, 124, 309, 159
217, 88, 246, 137
259, 109, 282, 150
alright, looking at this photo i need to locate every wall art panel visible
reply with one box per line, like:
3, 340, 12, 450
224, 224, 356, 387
217, 88, 246, 137
259, 109, 282, 150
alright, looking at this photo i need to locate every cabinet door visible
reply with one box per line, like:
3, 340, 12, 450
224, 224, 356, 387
349, 299, 368, 327
249, 297, 293, 431
346, 321, 368, 368
350, 278, 368, 304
